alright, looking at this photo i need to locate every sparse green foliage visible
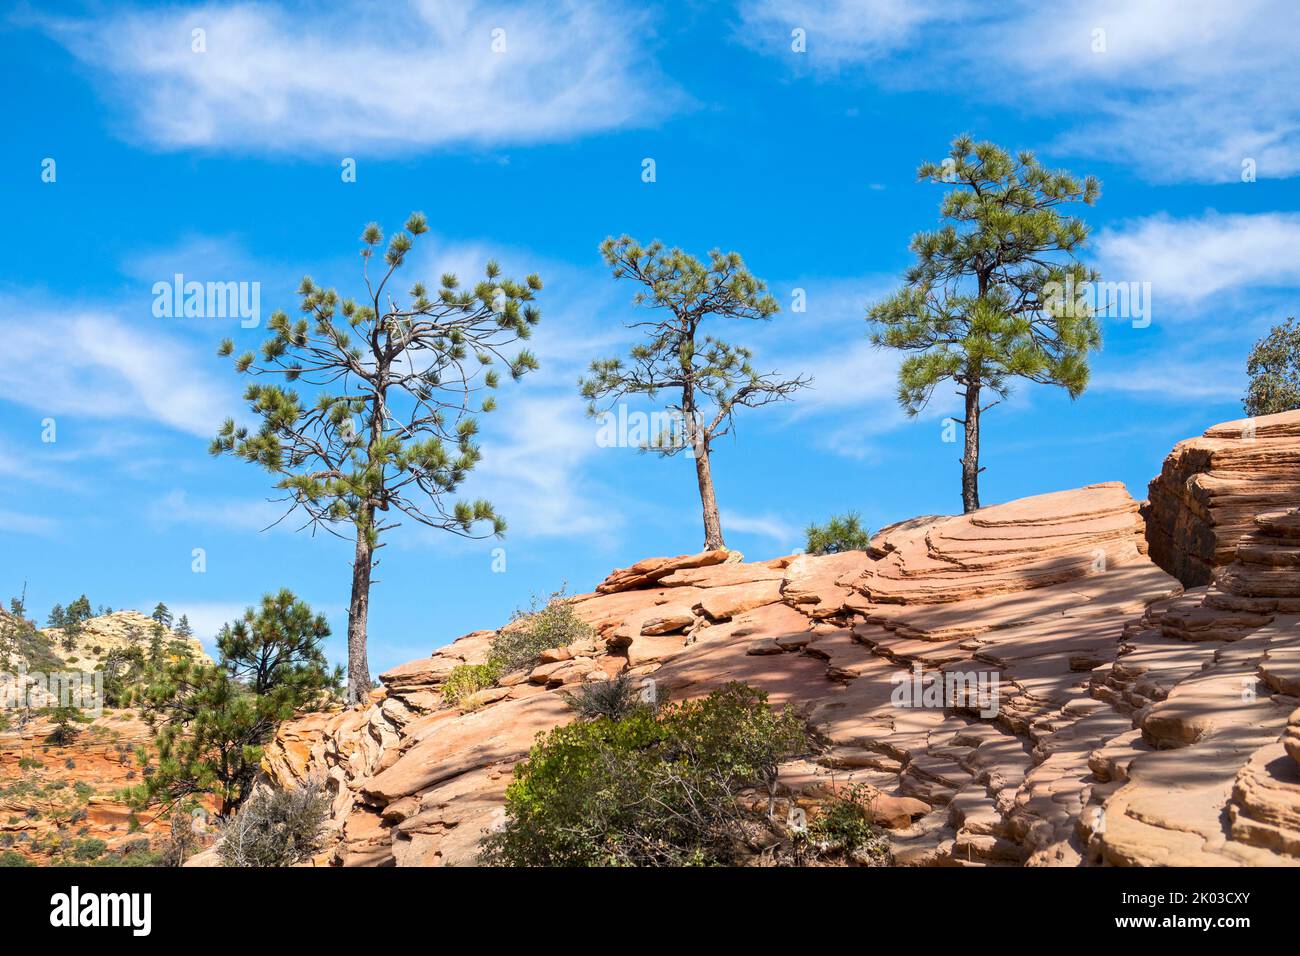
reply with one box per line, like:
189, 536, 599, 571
217, 782, 330, 867
1, 604, 60, 674
493, 589, 593, 674
808, 785, 892, 864
869, 135, 1102, 512
127, 591, 339, 816
480, 683, 808, 866
562, 673, 648, 721
581, 237, 809, 550
66, 596, 92, 625
804, 512, 872, 555
43, 705, 88, 746
439, 590, 593, 707
151, 603, 173, 630
440, 662, 502, 707
212, 214, 544, 703
102, 647, 149, 707
70, 837, 108, 862
1244, 317, 1300, 417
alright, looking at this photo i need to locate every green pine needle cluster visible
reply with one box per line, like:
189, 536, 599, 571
125, 590, 340, 817
804, 513, 872, 555
580, 236, 808, 455
869, 135, 1103, 417
212, 213, 543, 547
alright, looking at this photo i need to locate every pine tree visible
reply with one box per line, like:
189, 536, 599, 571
46, 604, 65, 628
174, 614, 193, 638
869, 135, 1102, 512
580, 237, 809, 550
66, 595, 92, 624
1244, 317, 1300, 416
129, 590, 339, 816
45, 705, 83, 746
148, 623, 167, 668
151, 602, 173, 629
212, 214, 542, 703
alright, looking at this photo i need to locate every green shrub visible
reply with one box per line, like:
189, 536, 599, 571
562, 673, 648, 721
492, 589, 592, 675
217, 782, 331, 868
439, 589, 594, 707
44, 705, 86, 746
480, 683, 808, 867
808, 784, 891, 865
1244, 316, 1300, 416
804, 512, 872, 555
71, 838, 108, 862
97, 837, 159, 868
441, 662, 503, 707
0, 850, 31, 867
127, 590, 339, 817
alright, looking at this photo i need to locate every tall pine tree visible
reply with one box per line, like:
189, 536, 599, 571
580, 237, 808, 550
868, 135, 1102, 512
213, 214, 542, 703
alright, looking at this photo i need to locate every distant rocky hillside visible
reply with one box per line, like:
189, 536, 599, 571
253, 410, 1297, 866
1, 610, 215, 865
41, 610, 211, 671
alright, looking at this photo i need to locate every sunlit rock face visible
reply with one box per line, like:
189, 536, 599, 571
1145, 409, 1300, 588
262, 414, 1300, 868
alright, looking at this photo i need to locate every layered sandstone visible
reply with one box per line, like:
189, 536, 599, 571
261, 414, 1300, 868
1145, 409, 1300, 586
0, 711, 215, 865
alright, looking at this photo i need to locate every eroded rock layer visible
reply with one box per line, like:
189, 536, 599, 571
1145, 409, 1300, 587
264, 416, 1300, 867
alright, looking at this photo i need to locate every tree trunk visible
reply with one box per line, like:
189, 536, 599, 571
693, 443, 726, 551
346, 519, 374, 705
961, 381, 982, 513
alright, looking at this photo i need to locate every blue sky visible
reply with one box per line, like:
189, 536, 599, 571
2, 0, 1298, 673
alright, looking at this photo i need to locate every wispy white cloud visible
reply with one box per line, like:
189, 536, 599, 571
470, 393, 621, 542
0, 299, 235, 437
739, 0, 958, 63
0, 509, 59, 537
737, 0, 1300, 182
40, 0, 681, 155
1095, 212, 1300, 306
721, 509, 800, 547
149, 489, 287, 532
1090, 355, 1245, 401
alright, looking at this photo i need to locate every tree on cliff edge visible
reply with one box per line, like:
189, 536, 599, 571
580, 237, 809, 550
212, 213, 543, 703
1244, 317, 1300, 417
868, 135, 1102, 512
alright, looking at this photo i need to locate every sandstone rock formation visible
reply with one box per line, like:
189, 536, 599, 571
263, 413, 1300, 867
0, 711, 213, 865
43, 610, 211, 670
1145, 409, 1300, 586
